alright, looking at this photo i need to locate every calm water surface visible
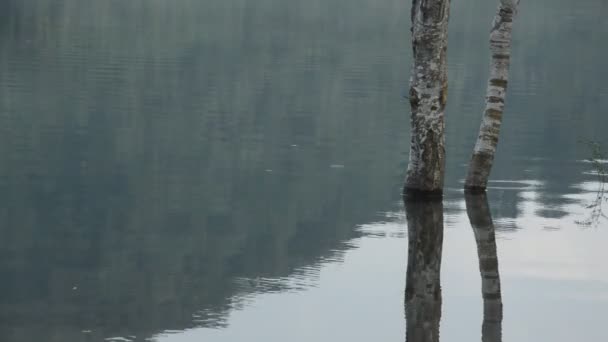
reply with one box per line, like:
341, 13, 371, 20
1, 0, 607, 341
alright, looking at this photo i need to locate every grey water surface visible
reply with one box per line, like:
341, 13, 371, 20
1, 0, 607, 341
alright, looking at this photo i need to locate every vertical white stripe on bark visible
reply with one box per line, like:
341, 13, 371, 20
465, 0, 520, 192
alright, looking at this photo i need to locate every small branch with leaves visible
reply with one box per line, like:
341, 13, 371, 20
576, 140, 608, 227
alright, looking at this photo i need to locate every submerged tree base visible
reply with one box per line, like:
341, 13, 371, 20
403, 187, 444, 201
464, 185, 487, 194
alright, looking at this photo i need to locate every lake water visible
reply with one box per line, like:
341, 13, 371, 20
1, 0, 607, 341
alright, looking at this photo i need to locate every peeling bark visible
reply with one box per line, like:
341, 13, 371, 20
465, 193, 503, 342
404, 198, 444, 342
404, 0, 451, 198
465, 0, 520, 192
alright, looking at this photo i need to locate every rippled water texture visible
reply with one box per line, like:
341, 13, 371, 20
1, 0, 607, 341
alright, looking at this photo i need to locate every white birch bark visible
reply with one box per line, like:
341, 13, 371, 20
404, 199, 443, 342
404, 0, 451, 198
465, 193, 503, 342
465, 0, 520, 192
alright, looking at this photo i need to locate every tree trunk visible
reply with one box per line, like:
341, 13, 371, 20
404, 0, 451, 198
465, 193, 503, 342
465, 0, 520, 192
404, 198, 444, 342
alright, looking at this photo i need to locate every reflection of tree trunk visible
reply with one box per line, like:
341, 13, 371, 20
465, 193, 503, 342
404, 199, 444, 342
404, 0, 451, 197
464, 0, 520, 192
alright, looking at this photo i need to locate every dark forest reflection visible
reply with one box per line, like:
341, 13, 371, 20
404, 194, 503, 342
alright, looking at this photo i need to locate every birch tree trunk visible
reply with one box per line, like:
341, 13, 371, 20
465, 193, 503, 342
404, 0, 451, 198
404, 198, 444, 342
465, 0, 520, 192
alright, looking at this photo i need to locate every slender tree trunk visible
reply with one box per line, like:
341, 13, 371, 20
404, 0, 451, 198
404, 198, 444, 342
465, 0, 520, 192
465, 193, 503, 342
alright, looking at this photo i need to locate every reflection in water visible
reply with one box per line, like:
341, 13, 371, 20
0, 1, 410, 341
1, 0, 607, 341
404, 199, 443, 342
465, 193, 503, 342
404, 194, 503, 342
